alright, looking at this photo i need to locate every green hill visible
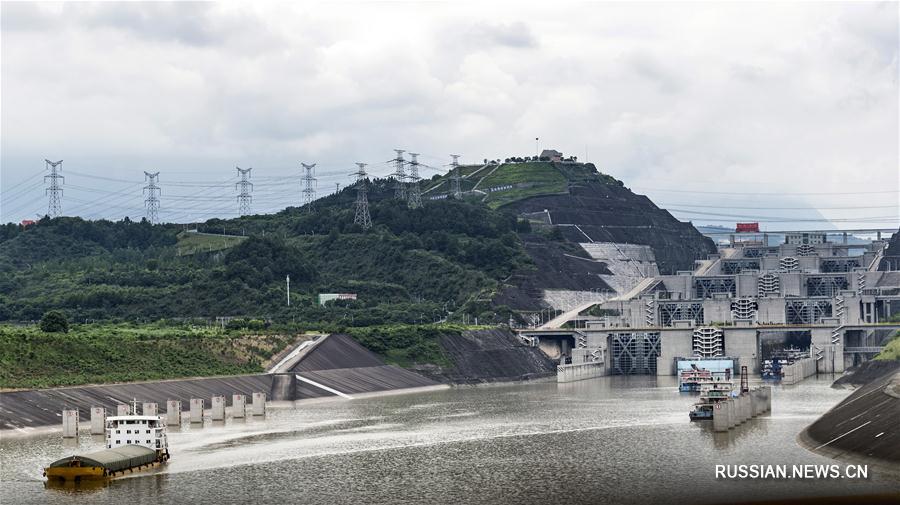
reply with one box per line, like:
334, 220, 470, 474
0, 159, 713, 324
0, 185, 529, 325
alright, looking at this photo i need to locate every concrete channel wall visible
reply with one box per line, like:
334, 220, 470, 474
0, 333, 446, 432
782, 357, 817, 385
557, 362, 605, 383
712, 386, 772, 432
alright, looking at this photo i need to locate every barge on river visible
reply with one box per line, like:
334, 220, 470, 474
689, 380, 735, 421
44, 405, 170, 482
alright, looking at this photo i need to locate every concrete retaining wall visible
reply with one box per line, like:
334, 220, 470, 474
713, 386, 772, 432
782, 357, 817, 385
557, 362, 605, 383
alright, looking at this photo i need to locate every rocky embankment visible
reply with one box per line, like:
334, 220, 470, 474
508, 181, 717, 275
832, 360, 900, 388
414, 328, 557, 384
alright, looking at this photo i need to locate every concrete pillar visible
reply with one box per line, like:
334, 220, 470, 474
142, 402, 158, 416
252, 392, 266, 416
741, 395, 751, 423
713, 402, 729, 432
211, 395, 225, 421
232, 394, 246, 418
90, 407, 106, 435
166, 400, 181, 426
190, 398, 204, 423
726, 399, 737, 429
62, 409, 79, 438
116, 404, 130, 416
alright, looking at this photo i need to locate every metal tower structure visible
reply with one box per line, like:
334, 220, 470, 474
235, 166, 253, 216
44, 159, 64, 217
449, 154, 462, 199
143, 171, 161, 224
301, 162, 317, 211
352, 163, 372, 229
406, 152, 422, 209
392, 149, 407, 200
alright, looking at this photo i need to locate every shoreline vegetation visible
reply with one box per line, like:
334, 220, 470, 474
0, 322, 486, 390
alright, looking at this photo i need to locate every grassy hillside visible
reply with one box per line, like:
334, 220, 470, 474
0, 323, 301, 389
423, 161, 621, 209
176, 231, 247, 256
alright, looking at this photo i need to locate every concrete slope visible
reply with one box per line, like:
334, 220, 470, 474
294, 366, 438, 398
0, 375, 273, 431
290, 334, 385, 372
800, 367, 900, 467
288, 334, 440, 398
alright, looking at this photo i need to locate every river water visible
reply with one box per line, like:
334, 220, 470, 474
2, 375, 898, 505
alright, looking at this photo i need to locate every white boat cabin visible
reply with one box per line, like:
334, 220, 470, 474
105, 415, 168, 451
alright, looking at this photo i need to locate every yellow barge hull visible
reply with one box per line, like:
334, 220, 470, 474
44, 459, 166, 482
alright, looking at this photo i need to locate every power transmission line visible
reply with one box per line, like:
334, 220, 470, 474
450, 154, 462, 199
392, 149, 406, 200
235, 166, 253, 216
407, 152, 422, 209
352, 163, 372, 229
301, 162, 317, 211
44, 159, 64, 217
634, 186, 900, 196
143, 171, 161, 224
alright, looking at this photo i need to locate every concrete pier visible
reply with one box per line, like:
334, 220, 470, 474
90, 407, 106, 435
252, 392, 266, 416
713, 387, 772, 432
116, 403, 130, 416
189, 398, 204, 423
142, 402, 158, 416
556, 362, 605, 383
232, 394, 246, 418
62, 409, 79, 438
166, 400, 181, 426
211, 395, 225, 421
713, 401, 730, 432
782, 358, 817, 385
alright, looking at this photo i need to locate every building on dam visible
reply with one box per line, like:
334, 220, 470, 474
520, 235, 900, 380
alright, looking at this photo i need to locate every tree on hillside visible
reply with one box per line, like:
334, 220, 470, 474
40, 311, 69, 333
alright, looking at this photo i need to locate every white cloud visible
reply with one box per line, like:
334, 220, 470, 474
1, 1, 897, 227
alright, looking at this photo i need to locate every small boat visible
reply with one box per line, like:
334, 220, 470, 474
44, 402, 170, 483
689, 380, 734, 421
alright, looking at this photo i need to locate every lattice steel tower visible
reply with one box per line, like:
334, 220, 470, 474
352, 163, 372, 229
143, 171, 161, 224
449, 154, 462, 199
392, 149, 407, 200
235, 166, 253, 216
406, 153, 422, 209
301, 162, 317, 211
44, 159, 64, 217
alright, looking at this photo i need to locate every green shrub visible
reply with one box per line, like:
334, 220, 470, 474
40, 311, 69, 333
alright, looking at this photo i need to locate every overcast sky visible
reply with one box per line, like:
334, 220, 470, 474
1, 1, 898, 229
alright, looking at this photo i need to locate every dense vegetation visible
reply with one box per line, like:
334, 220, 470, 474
0, 323, 299, 389
0, 181, 532, 325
